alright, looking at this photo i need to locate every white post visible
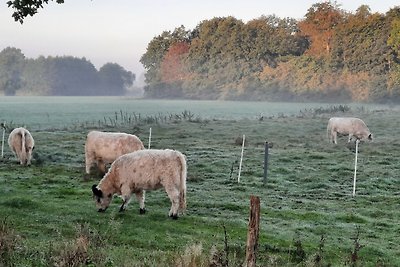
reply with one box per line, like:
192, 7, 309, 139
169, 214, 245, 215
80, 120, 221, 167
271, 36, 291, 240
148, 127, 152, 149
238, 134, 245, 183
1, 123, 5, 158
352, 139, 360, 197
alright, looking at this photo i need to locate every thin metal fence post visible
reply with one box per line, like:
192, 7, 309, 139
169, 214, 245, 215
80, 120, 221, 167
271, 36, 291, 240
263, 142, 269, 185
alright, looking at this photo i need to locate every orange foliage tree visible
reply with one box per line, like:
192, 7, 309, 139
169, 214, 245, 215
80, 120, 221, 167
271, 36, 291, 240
160, 42, 190, 83
298, 2, 344, 57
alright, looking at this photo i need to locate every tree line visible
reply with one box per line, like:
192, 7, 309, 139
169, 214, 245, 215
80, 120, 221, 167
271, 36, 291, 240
140, 2, 400, 102
0, 47, 135, 96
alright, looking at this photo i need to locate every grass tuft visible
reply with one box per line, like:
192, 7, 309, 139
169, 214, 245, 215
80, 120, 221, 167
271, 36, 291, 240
1, 197, 39, 209
0, 217, 20, 267
51, 224, 108, 267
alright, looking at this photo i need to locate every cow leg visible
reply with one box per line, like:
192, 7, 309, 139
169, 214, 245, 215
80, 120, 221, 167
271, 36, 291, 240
20, 153, 27, 165
119, 185, 132, 212
85, 163, 91, 174
332, 132, 337, 144
165, 186, 180, 219
135, 190, 146, 214
348, 134, 353, 143
15, 149, 24, 165
85, 152, 95, 174
26, 152, 32, 166
119, 196, 132, 212
97, 160, 106, 174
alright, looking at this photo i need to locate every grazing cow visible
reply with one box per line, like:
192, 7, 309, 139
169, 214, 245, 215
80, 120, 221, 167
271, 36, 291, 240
8, 127, 35, 166
92, 149, 187, 219
327, 117, 372, 144
85, 131, 144, 175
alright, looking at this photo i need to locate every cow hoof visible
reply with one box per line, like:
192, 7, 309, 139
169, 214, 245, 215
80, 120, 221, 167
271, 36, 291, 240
170, 214, 178, 220
98, 209, 106, 213
139, 208, 146, 214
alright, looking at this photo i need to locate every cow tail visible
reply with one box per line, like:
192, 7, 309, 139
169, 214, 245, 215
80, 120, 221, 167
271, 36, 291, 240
178, 152, 187, 213
21, 130, 27, 162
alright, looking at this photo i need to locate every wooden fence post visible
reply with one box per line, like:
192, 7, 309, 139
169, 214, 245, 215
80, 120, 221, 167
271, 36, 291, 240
245, 195, 260, 267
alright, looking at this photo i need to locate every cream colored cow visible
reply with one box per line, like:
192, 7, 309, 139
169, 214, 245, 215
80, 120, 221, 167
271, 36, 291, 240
85, 131, 144, 175
8, 127, 35, 166
92, 149, 187, 219
327, 117, 372, 144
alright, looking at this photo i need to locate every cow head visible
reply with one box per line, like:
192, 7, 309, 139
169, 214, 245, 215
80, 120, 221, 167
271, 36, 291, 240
92, 185, 113, 212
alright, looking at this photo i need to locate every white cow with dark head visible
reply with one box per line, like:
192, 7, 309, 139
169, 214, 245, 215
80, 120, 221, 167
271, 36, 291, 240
92, 149, 187, 219
327, 117, 372, 144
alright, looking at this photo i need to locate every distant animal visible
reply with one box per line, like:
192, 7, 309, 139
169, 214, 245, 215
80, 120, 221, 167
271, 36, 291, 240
92, 149, 187, 219
8, 127, 35, 166
327, 117, 372, 144
85, 131, 144, 175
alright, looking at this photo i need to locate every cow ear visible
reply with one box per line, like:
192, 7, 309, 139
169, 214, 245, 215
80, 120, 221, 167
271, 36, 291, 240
92, 185, 103, 197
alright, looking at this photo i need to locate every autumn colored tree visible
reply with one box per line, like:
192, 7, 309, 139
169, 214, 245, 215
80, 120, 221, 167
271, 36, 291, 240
141, 3, 400, 102
160, 42, 190, 83
331, 8, 389, 75
140, 26, 191, 85
386, 8, 400, 100
298, 2, 344, 57
388, 17, 400, 57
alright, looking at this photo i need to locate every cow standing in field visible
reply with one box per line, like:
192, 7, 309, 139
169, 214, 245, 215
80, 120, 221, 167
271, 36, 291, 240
91, 149, 187, 219
8, 127, 35, 166
327, 117, 372, 144
85, 131, 144, 175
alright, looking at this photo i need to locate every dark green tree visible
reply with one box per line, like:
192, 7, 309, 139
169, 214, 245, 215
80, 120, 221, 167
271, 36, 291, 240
0, 47, 26, 95
98, 63, 135, 96
7, 0, 64, 23
45, 56, 99, 96
21, 56, 52, 95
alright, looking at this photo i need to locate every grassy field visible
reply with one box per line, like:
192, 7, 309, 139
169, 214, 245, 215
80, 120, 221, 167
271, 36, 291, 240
0, 97, 399, 266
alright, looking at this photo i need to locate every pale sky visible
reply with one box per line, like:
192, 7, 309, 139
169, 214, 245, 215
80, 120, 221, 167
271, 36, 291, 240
1, 0, 399, 84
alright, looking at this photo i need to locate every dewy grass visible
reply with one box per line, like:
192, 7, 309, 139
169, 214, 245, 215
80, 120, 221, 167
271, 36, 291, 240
0, 217, 20, 266
0, 99, 399, 266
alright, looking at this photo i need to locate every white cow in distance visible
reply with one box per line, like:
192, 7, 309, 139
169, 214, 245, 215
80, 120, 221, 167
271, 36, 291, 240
92, 149, 187, 219
327, 117, 372, 144
8, 127, 35, 166
85, 131, 144, 175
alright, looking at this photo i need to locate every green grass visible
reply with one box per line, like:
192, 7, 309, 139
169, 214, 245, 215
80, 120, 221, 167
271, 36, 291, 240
0, 98, 399, 266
